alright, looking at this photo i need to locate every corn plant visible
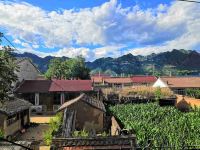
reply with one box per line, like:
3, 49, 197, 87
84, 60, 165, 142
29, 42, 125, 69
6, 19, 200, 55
109, 103, 200, 148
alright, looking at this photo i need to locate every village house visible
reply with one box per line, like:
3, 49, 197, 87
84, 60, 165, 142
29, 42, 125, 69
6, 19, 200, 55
131, 75, 157, 86
91, 73, 111, 86
15, 80, 93, 113
0, 98, 32, 138
14, 58, 41, 87
104, 77, 133, 88
153, 77, 200, 95
57, 93, 106, 133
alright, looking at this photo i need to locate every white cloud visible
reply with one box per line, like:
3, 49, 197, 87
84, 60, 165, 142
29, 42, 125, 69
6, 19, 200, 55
0, 0, 200, 59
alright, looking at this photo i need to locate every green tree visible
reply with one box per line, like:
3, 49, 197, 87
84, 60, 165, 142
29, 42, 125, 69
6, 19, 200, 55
0, 46, 18, 101
45, 56, 90, 80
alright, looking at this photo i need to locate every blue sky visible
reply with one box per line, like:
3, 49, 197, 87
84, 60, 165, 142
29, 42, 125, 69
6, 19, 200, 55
0, 0, 200, 61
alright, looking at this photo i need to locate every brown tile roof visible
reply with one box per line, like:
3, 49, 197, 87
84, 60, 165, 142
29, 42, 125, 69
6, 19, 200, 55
104, 77, 133, 84
57, 93, 106, 112
160, 77, 200, 88
131, 75, 157, 83
0, 98, 32, 115
15, 80, 93, 93
15, 80, 52, 93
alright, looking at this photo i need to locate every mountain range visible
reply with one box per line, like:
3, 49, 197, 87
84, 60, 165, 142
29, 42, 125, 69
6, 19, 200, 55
13, 49, 200, 76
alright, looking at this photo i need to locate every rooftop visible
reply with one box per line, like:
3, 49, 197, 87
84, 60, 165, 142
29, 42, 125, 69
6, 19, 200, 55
0, 98, 32, 116
160, 77, 200, 88
131, 75, 157, 83
15, 80, 93, 93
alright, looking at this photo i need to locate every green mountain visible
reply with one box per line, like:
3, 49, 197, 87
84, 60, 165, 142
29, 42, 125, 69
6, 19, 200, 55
13, 49, 200, 76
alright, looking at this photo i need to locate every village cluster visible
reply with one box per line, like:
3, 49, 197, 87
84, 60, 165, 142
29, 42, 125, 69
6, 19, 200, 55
0, 57, 200, 149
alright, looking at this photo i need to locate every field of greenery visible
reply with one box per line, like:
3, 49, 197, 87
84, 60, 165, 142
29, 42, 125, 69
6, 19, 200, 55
109, 103, 200, 148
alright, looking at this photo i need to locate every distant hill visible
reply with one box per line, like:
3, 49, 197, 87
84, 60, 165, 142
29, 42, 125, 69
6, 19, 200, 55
13, 49, 200, 75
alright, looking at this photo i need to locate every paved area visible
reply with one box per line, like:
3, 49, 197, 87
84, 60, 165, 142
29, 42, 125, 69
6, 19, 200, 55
30, 116, 55, 123
176, 94, 200, 107
40, 146, 50, 150
16, 124, 49, 141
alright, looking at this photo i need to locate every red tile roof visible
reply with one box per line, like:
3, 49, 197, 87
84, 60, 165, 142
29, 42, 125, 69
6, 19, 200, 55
15, 80, 93, 93
131, 76, 157, 83
50, 80, 93, 92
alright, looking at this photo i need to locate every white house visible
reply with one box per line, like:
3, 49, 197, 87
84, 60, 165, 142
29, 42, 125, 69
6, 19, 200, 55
153, 77, 200, 94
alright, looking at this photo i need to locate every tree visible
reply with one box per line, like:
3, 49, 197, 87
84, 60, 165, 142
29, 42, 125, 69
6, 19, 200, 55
0, 46, 18, 101
45, 56, 90, 80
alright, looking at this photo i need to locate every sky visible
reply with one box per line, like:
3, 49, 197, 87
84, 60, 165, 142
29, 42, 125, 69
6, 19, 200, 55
0, 0, 200, 61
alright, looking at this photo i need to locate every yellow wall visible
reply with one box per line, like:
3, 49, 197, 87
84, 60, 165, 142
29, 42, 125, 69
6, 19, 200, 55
4, 118, 21, 137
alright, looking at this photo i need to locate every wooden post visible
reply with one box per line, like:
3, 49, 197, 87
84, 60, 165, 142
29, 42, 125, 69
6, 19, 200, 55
60, 93, 65, 105
35, 93, 39, 105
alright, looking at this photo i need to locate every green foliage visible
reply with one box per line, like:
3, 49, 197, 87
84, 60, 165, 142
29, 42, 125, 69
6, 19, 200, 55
45, 56, 90, 80
0, 129, 4, 138
72, 129, 89, 138
0, 46, 18, 101
186, 88, 200, 99
43, 113, 62, 145
154, 87, 163, 100
109, 103, 200, 148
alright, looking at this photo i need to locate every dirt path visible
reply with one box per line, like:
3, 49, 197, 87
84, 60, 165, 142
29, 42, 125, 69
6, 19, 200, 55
30, 116, 55, 123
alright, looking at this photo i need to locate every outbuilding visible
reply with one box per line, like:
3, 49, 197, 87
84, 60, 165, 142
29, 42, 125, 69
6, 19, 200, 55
0, 98, 32, 138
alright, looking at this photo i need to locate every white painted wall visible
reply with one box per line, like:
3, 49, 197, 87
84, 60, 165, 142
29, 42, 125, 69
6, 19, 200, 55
153, 78, 168, 88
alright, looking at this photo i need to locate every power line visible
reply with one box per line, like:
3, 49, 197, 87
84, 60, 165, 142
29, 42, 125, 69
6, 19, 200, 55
0, 32, 21, 53
177, 0, 200, 3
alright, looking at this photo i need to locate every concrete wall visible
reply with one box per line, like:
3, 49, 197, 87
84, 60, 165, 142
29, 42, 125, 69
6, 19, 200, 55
15, 59, 40, 84
68, 101, 104, 133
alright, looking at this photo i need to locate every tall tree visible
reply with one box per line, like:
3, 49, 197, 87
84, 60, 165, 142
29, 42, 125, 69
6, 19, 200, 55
45, 56, 90, 80
0, 46, 18, 101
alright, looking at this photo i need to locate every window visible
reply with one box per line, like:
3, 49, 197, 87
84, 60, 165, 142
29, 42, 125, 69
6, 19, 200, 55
7, 114, 19, 126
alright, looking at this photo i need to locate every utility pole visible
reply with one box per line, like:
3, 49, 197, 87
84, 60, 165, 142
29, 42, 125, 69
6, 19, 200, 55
152, 64, 155, 76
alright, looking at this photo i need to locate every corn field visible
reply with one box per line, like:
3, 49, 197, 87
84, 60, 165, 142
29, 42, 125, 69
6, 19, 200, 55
109, 103, 200, 148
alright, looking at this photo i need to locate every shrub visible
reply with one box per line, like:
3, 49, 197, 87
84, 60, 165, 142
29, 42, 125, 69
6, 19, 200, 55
43, 113, 62, 145
154, 87, 163, 100
72, 129, 89, 138
186, 88, 200, 99
0, 129, 4, 138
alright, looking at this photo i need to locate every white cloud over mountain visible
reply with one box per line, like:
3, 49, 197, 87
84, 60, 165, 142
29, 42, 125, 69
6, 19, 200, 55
0, 0, 200, 60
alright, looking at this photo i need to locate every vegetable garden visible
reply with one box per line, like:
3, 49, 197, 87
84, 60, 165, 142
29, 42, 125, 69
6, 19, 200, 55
109, 103, 200, 148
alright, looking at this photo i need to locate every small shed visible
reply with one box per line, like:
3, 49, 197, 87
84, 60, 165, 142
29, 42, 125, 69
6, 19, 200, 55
0, 98, 32, 138
57, 93, 106, 134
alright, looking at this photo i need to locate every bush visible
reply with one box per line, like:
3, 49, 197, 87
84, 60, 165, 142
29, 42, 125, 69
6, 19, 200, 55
72, 129, 89, 138
43, 113, 62, 145
154, 87, 163, 100
186, 88, 200, 99
0, 129, 4, 138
